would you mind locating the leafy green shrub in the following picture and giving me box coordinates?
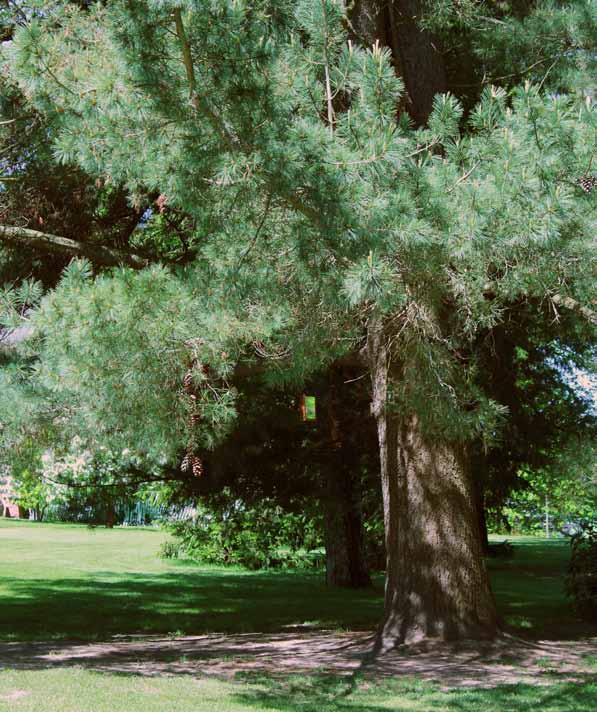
[165,495,322,570]
[159,540,181,559]
[565,522,597,618]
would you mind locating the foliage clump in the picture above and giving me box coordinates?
[162,495,322,570]
[566,522,597,619]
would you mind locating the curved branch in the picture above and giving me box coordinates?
[0,225,149,269]
[482,282,597,326]
[551,293,597,326]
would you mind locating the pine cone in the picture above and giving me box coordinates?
[183,370,194,393]
[192,456,203,477]
[578,175,596,194]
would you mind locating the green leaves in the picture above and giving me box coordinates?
[469,86,508,133]
[342,252,398,309]
[295,0,345,58]
[23,261,292,460]
[59,258,93,288]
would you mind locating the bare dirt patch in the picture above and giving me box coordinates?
[0,631,595,689]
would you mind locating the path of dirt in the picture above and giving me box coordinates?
[1,631,595,689]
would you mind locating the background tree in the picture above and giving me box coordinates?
[472,309,596,550]
[187,363,378,586]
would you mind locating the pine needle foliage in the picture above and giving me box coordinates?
[1,0,595,460]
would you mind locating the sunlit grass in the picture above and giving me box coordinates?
[0,521,589,642]
[0,669,595,712]
[0,521,595,712]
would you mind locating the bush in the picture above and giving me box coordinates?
[164,495,323,570]
[159,540,180,559]
[565,521,597,618]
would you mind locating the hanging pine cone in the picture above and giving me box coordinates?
[191,455,203,477]
[181,359,207,477]
[183,370,194,393]
[578,175,596,193]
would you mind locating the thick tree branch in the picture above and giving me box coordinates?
[0,225,149,269]
[551,293,597,326]
[482,282,597,326]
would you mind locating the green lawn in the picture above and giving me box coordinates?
[0,520,595,712]
[0,669,595,712]
[0,519,381,641]
[0,520,588,642]
[487,536,592,639]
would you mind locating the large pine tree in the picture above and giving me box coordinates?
[1,0,595,645]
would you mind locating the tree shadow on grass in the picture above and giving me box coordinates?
[1,565,592,644]
[484,540,594,640]
[0,571,383,641]
[1,626,594,693]
[232,673,597,712]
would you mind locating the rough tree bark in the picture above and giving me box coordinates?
[367,318,498,646]
[351,1,447,126]
[471,459,490,555]
[320,369,371,588]
[385,0,447,125]
[352,0,498,645]
[476,485,490,556]
[322,465,371,588]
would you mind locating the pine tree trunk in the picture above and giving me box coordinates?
[351,1,448,126]
[367,319,401,604]
[387,0,447,126]
[367,319,498,646]
[105,500,115,529]
[320,371,371,588]
[323,463,371,588]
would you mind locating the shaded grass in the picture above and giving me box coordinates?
[235,674,597,712]
[486,536,589,638]
[0,521,594,642]
[0,520,380,641]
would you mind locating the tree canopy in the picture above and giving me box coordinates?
[0,0,595,646]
